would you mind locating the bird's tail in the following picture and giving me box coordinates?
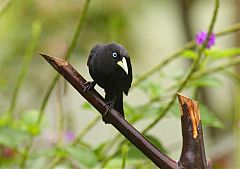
[114,93,124,117]
[105,91,124,117]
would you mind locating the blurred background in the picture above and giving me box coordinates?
[0,0,240,168]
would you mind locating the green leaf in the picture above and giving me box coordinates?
[200,104,225,128]
[138,79,163,99]
[145,135,168,153]
[18,109,40,135]
[104,158,145,169]
[124,97,167,122]
[82,102,91,109]
[129,104,165,122]
[206,48,240,59]
[190,76,222,87]
[81,102,95,111]
[0,127,29,148]
[93,142,108,160]
[170,70,184,81]
[148,83,163,99]
[0,114,10,126]
[181,50,198,59]
[124,103,140,121]
[66,145,97,168]
[128,135,167,159]
[55,147,68,158]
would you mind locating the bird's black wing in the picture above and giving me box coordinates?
[87,44,100,67]
[124,56,133,96]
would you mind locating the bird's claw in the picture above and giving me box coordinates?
[102,101,115,124]
[84,81,96,92]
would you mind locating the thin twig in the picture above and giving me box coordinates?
[132,41,195,88]
[56,80,64,145]
[121,144,129,169]
[45,115,100,169]
[164,56,240,95]
[19,137,34,168]
[7,21,41,119]
[20,2,91,168]
[37,0,91,125]
[46,156,63,169]
[73,115,100,144]
[133,21,240,88]
[0,0,15,18]
[216,23,240,36]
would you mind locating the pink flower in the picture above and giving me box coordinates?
[195,31,216,48]
[64,131,75,143]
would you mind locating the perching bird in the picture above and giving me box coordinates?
[86,42,132,122]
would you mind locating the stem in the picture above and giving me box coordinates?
[45,116,100,169]
[121,144,128,169]
[133,22,240,89]
[37,0,91,125]
[46,156,62,169]
[142,0,219,134]
[0,0,15,18]
[37,74,60,125]
[193,57,240,79]
[101,116,142,155]
[132,41,195,88]
[216,23,240,36]
[102,133,122,154]
[56,80,64,145]
[7,20,41,119]
[20,1,91,168]
[19,137,34,168]
[73,115,100,145]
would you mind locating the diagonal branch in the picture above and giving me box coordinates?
[39,53,180,169]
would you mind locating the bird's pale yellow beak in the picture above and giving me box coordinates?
[117,57,128,75]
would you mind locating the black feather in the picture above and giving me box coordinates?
[87,42,132,118]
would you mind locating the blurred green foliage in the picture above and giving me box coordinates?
[0,0,240,169]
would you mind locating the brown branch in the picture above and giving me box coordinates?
[177,93,209,169]
[40,53,210,169]
[39,53,179,169]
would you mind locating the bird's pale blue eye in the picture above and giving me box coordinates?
[112,52,117,58]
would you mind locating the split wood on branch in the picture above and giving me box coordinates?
[40,53,209,169]
[178,93,210,169]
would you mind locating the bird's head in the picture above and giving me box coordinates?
[93,43,130,75]
[108,43,129,75]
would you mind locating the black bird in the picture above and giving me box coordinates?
[86,42,132,122]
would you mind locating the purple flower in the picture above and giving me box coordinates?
[195,31,216,48]
[64,131,75,143]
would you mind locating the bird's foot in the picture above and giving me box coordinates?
[84,81,96,92]
[102,101,115,124]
